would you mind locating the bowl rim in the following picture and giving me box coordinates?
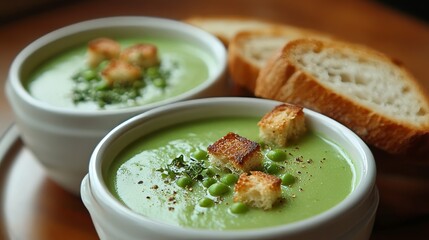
[7,16,227,117]
[86,97,377,239]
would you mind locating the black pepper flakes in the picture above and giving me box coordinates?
[151,185,159,189]
[138,180,143,184]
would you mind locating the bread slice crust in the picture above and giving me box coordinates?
[183,16,277,46]
[255,39,429,154]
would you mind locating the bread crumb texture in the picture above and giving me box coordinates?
[242,34,293,67]
[234,171,282,210]
[258,103,307,147]
[288,39,429,126]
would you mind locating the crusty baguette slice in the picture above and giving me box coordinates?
[255,38,429,154]
[182,16,277,46]
[228,27,332,92]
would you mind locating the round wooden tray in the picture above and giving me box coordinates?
[1,123,429,239]
[0,125,98,240]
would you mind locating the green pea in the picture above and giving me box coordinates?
[202,178,217,188]
[220,173,238,185]
[267,149,287,162]
[202,167,216,177]
[230,202,248,214]
[199,197,214,208]
[265,162,281,174]
[281,173,296,186]
[176,176,193,188]
[146,67,159,78]
[208,182,229,196]
[97,60,109,71]
[153,78,166,88]
[96,81,109,91]
[82,69,97,81]
[193,149,208,160]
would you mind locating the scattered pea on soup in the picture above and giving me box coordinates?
[106,114,356,230]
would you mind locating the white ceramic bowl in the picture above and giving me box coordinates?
[5,16,227,195]
[81,97,378,240]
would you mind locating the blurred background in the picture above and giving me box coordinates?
[1,0,428,23]
[0,0,428,239]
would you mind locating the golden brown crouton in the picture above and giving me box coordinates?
[101,59,142,86]
[120,44,160,69]
[258,103,306,147]
[234,171,281,210]
[207,132,262,173]
[87,38,121,68]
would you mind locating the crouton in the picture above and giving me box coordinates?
[120,44,160,69]
[234,171,281,210]
[258,103,306,147]
[87,38,121,68]
[101,59,142,86]
[207,132,262,173]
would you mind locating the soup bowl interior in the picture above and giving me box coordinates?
[5,16,227,194]
[82,97,378,240]
[12,16,227,114]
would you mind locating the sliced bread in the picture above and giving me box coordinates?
[183,16,277,46]
[228,27,332,92]
[255,38,429,154]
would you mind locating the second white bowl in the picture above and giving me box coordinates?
[6,16,227,194]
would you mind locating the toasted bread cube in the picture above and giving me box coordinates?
[87,38,121,68]
[258,103,306,147]
[234,171,281,210]
[120,44,160,69]
[101,59,142,86]
[207,132,262,173]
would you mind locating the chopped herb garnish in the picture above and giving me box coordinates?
[157,154,207,181]
[71,62,175,108]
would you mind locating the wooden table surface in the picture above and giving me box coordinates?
[1,0,429,239]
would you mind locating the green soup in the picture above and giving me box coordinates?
[26,37,211,110]
[106,117,356,230]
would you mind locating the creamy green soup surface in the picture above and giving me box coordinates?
[106,117,356,230]
[26,37,211,110]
